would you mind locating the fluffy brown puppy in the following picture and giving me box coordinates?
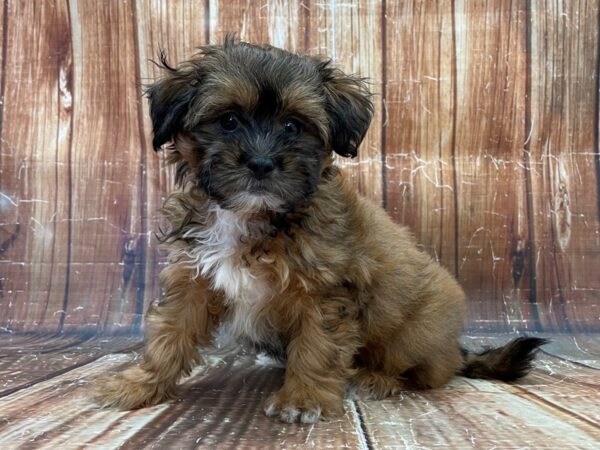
[95,37,546,423]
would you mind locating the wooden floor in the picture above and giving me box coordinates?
[0,334,598,449]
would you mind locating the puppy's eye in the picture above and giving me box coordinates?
[283,119,302,136]
[220,112,239,131]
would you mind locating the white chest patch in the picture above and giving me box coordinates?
[180,206,273,343]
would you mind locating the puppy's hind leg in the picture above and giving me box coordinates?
[351,368,407,400]
[403,344,464,389]
[93,263,221,409]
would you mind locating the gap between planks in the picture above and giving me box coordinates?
[0,334,598,448]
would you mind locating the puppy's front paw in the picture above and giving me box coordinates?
[92,366,176,410]
[264,389,343,424]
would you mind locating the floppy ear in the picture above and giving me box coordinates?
[320,63,373,158]
[146,52,198,150]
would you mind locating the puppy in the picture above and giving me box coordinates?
[95,37,546,423]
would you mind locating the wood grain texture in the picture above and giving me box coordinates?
[520,359,600,426]
[358,336,600,449]
[0,334,598,448]
[527,0,600,332]
[0,343,366,449]
[383,1,457,287]
[64,0,147,333]
[211,0,268,44]
[0,333,84,357]
[358,380,599,449]
[0,1,599,333]
[0,334,142,397]
[452,0,535,332]
[0,0,72,332]
[0,353,157,447]
[464,335,600,423]
[119,352,365,449]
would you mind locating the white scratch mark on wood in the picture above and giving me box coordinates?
[459,226,485,271]
[0,192,18,207]
[524,118,534,146]
[347,401,369,450]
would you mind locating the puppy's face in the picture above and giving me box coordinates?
[148,38,373,213]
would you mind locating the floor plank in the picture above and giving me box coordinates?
[0,349,365,449]
[0,333,598,449]
[0,333,86,357]
[0,353,164,449]
[0,335,142,397]
[513,354,600,426]
[357,384,598,449]
[357,335,600,449]
[118,352,365,449]
[461,334,600,426]
[540,334,600,369]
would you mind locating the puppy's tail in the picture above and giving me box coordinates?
[460,337,548,382]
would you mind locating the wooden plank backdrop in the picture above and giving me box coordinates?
[0,0,599,334]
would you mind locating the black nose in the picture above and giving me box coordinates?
[247,157,275,179]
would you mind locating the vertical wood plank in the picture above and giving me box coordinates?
[0,0,5,169]
[453,0,534,331]
[383,2,457,278]
[135,0,210,330]
[0,0,72,332]
[209,0,308,52]
[528,0,600,331]
[305,0,384,204]
[64,0,146,332]
[210,0,270,44]
[266,0,310,52]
